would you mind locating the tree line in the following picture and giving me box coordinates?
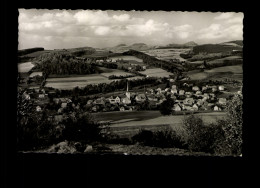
[33,53,97,75]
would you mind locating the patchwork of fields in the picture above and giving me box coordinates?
[108,55,143,62]
[143,48,190,62]
[187,65,243,81]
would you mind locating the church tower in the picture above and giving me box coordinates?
[126,81,131,99]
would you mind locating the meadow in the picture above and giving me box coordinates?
[187,65,242,81]
[18,62,35,73]
[139,68,174,78]
[108,55,143,62]
[94,111,227,138]
[143,48,190,62]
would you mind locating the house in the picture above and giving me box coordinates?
[171,89,178,94]
[109,96,121,104]
[209,93,216,98]
[39,94,45,98]
[87,100,93,105]
[196,99,204,106]
[165,88,170,92]
[36,106,42,112]
[142,66,146,70]
[211,86,217,92]
[192,104,199,111]
[192,86,200,91]
[156,88,162,94]
[120,106,125,111]
[57,108,63,114]
[172,104,182,111]
[218,85,225,91]
[185,92,193,97]
[92,105,99,112]
[196,91,202,95]
[179,90,185,95]
[218,98,227,105]
[135,94,146,103]
[214,106,221,111]
[121,97,131,104]
[202,86,208,91]
[61,103,67,108]
[184,98,194,105]
[171,85,177,90]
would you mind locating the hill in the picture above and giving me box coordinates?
[18,47,44,56]
[193,42,242,54]
[156,41,198,49]
[105,43,154,53]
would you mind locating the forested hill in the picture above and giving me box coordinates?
[123,50,184,72]
[33,53,97,75]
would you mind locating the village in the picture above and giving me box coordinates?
[19,78,235,126]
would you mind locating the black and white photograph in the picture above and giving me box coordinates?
[17,9,243,156]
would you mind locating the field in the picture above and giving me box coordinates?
[29,72,43,77]
[20,50,52,58]
[187,65,243,81]
[99,67,134,77]
[139,68,174,78]
[207,55,242,65]
[45,68,143,90]
[94,111,227,138]
[142,48,190,62]
[18,62,35,73]
[108,55,143,62]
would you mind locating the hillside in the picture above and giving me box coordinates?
[156,41,198,49]
[18,47,44,56]
[105,43,154,53]
[193,42,242,54]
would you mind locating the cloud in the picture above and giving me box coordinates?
[214,13,234,20]
[198,23,243,40]
[113,14,130,22]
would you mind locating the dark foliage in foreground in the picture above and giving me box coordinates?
[132,128,187,149]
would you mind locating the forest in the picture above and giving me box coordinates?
[33,52,97,75]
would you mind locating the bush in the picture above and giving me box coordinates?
[132,128,186,149]
[183,115,225,154]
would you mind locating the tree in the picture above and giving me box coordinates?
[159,95,174,115]
[222,93,243,155]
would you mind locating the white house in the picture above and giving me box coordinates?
[172,85,177,90]
[173,104,182,111]
[192,104,199,111]
[121,97,131,104]
[179,90,185,95]
[109,96,121,104]
[184,98,194,105]
[192,86,200,91]
[135,94,146,102]
[218,85,225,91]
[61,103,67,108]
[38,94,45,98]
[214,106,221,111]
[218,98,227,105]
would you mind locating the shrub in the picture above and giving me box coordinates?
[183,115,225,154]
[132,128,186,149]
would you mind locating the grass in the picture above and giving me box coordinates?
[139,68,173,78]
[94,111,227,138]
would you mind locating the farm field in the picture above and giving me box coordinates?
[143,48,190,62]
[187,65,242,81]
[94,111,227,137]
[139,68,174,78]
[45,68,143,90]
[20,50,52,58]
[207,55,242,65]
[29,71,43,77]
[108,55,143,62]
[18,62,35,73]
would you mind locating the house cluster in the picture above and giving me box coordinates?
[170,83,227,112]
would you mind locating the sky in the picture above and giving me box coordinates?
[18,9,243,50]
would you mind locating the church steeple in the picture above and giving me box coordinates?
[126,81,130,99]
